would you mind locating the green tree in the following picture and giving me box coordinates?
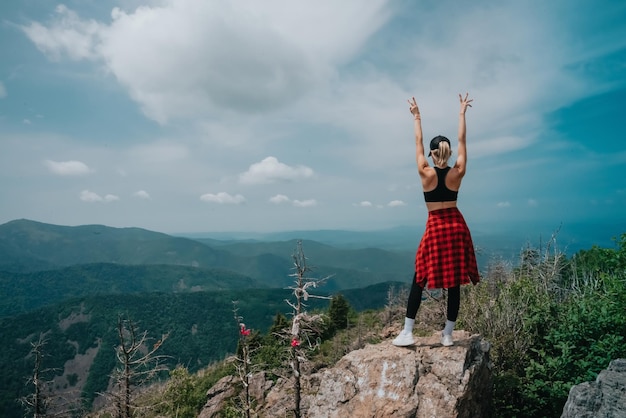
[461,231,626,418]
[268,312,289,338]
[522,272,626,417]
[253,313,289,375]
[160,367,199,418]
[571,232,626,278]
[326,294,352,337]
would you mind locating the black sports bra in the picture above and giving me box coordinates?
[423,166,458,202]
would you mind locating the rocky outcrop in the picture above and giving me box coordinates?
[199,376,236,418]
[561,358,626,418]
[200,330,492,417]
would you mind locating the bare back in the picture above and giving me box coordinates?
[420,165,464,211]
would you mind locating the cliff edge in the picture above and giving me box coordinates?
[201,330,492,417]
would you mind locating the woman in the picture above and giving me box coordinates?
[392,93,480,347]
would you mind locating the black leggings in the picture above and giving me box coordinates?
[405,273,460,322]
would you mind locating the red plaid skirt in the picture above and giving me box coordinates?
[415,207,479,289]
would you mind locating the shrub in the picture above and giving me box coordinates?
[461,233,626,418]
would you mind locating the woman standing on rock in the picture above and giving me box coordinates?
[393,93,480,347]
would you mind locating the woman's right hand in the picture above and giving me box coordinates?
[408,97,421,120]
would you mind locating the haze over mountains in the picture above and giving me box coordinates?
[1,217,620,319]
[1,218,620,309]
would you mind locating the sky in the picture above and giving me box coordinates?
[0,0,625,241]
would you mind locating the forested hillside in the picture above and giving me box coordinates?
[0,220,416,417]
[0,282,405,417]
[0,263,259,318]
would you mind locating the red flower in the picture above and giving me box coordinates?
[291,338,300,347]
[239,324,251,336]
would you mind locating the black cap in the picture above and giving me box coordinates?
[428,135,450,157]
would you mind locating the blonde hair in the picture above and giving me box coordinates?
[431,140,452,167]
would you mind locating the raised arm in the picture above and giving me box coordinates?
[408,97,428,175]
[454,92,473,176]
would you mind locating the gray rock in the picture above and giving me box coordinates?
[261,330,492,417]
[561,358,626,418]
[198,375,236,418]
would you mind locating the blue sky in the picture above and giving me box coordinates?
[0,0,624,241]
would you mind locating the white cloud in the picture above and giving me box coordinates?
[268,194,316,207]
[80,190,101,202]
[358,201,373,207]
[80,190,119,203]
[21,5,103,61]
[527,199,538,207]
[0,82,6,98]
[388,200,406,207]
[239,157,314,185]
[133,190,151,199]
[23,119,32,125]
[200,192,246,204]
[21,1,391,123]
[293,199,317,207]
[269,194,290,204]
[45,159,92,176]
[497,201,511,208]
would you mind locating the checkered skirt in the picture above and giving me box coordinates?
[414,207,480,289]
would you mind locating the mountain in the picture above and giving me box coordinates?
[187,221,625,260]
[0,219,413,296]
[193,238,413,275]
[186,225,424,251]
[0,219,240,273]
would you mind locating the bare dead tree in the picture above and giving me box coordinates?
[20,333,49,418]
[383,285,397,326]
[105,315,169,418]
[232,301,254,418]
[285,240,331,418]
[20,334,86,418]
[383,284,410,326]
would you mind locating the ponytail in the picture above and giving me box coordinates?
[431,141,451,166]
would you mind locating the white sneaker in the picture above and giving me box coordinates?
[392,331,415,347]
[441,333,454,347]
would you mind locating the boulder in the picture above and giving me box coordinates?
[198,375,236,418]
[199,331,492,417]
[260,330,492,417]
[561,358,626,418]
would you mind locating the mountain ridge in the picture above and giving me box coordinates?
[0,219,412,294]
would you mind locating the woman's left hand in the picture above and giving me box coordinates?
[459,92,473,114]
